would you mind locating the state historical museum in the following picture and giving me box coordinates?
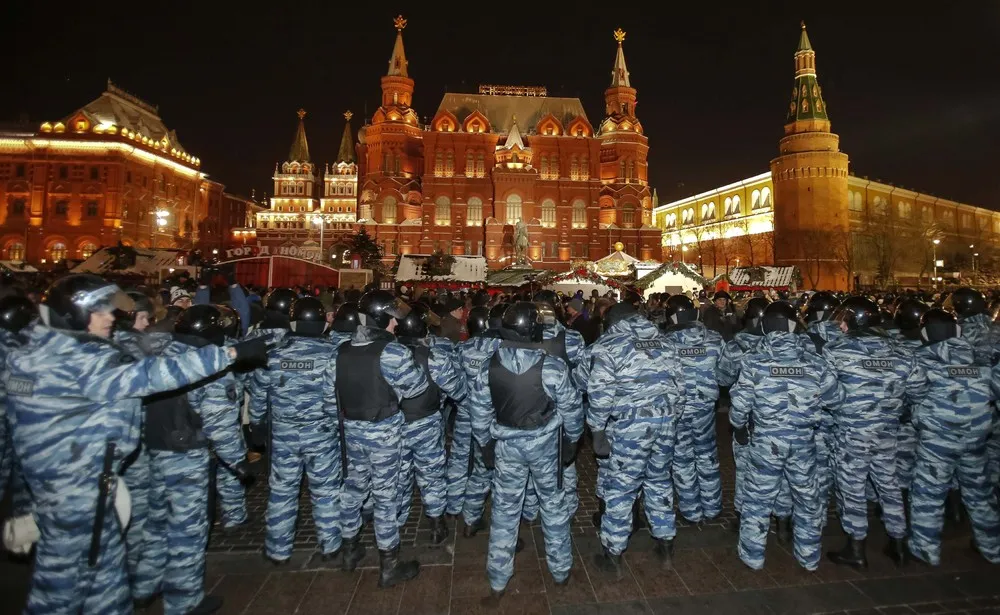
[355,17,661,270]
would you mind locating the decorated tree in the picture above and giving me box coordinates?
[423,250,456,278]
[348,227,386,280]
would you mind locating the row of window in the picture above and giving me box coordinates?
[422,196,592,228]
[1,240,98,262]
[6,199,100,218]
[324,183,355,196]
[278,182,311,196]
[663,187,772,229]
[849,191,984,230]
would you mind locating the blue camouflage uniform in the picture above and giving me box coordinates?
[1,328,31,515]
[249,333,343,562]
[717,330,763,516]
[803,320,844,523]
[959,315,1000,496]
[397,335,466,525]
[470,345,582,592]
[661,321,724,521]
[572,344,602,500]
[730,330,844,571]
[4,324,234,615]
[889,331,925,490]
[588,315,680,556]
[330,325,428,552]
[907,337,1000,565]
[213,340,250,530]
[822,333,926,543]
[134,337,246,614]
[448,333,502,524]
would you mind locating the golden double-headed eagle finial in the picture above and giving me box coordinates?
[613,28,626,43]
[394,15,407,31]
[344,110,353,121]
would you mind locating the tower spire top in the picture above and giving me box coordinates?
[786,23,829,128]
[610,28,631,87]
[288,109,310,163]
[337,110,355,164]
[797,21,813,52]
[387,15,409,77]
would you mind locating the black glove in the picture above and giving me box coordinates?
[733,425,750,446]
[561,436,579,467]
[221,263,237,286]
[199,266,217,286]
[480,440,496,470]
[230,336,271,363]
[232,460,254,485]
[591,430,611,458]
[250,422,268,448]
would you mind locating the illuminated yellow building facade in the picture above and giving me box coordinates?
[654,25,1000,290]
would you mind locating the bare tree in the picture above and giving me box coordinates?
[830,229,859,291]
[798,230,830,290]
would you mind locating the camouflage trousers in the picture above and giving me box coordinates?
[601,415,676,556]
[896,421,919,491]
[673,402,722,522]
[523,463,577,521]
[908,429,1000,565]
[0,417,30,513]
[266,423,342,561]
[815,419,836,529]
[834,428,906,540]
[215,456,247,529]
[132,449,211,615]
[488,428,572,592]
[341,413,404,551]
[446,405,476,516]
[739,438,822,571]
[988,414,1000,494]
[460,438,493,527]
[398,413,448,525]
[26,499,131,614]
[122,444,151,596]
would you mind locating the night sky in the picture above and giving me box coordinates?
[5,2,999,208]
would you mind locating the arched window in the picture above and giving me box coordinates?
[541,199,556,227]
[9,198,26,217]
[626,160,634,181]
[504,194,522,224]
[848,191,862,212]
[49,242,67,262]
[751,190,761,210]
[465,152,475,177]
[550,154,558,178]
[732,195,741,216]
[540,155,549,178]
[572,199,587,228]
[873,196,888,216]
[444,151,454,177]
[623,205,636,227]
[435,196,451,226]
[466,197,483,226]
[5,241,25,261]
[434,151,443,176]
[381,196,397,224]
[708,202,716,219]
[570,156,579,181]
[80,242,98,259]
[54,200,68,216]
[724,197,733,217]
[579,156,589,180]
[619,159,626,179]
[897,201,912,218]
[475,153,485,177]
[760,187,771,208]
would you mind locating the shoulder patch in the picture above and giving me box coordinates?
[634,339,663,351]
[7,376,34,396]
[947,366,980,378]
[861,359,897,371]
[279,359,315,370]
[678,346,707,357]
[769,366,805,378]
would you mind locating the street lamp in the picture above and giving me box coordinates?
[312,214,325,262]
[681,245,688,264]
[932,239,941,289]
[152,209,169,247]
[973,252,979,279]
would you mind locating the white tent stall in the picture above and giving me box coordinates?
[634,261,708,298]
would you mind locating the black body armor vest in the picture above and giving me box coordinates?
[337,341,399,421]
[488,353,553,429]
[400,344,441,423]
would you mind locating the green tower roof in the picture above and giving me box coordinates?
[337,111,355,164]
[786,23,829,124]
[288,109,311,163]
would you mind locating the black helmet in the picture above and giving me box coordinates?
[879,307,897,330]
[894,298,929,332]
[663,294,698,325]
[532,289,558,307]
[0,294,37,333]
[920,308,959,344]
[502,301,543,342]
[396,302,430,339]
[803,291,839,323]
[359,289,409,329]
[761,301,801,334]
[712,290,731,302]
[332,302,361,333]
[604,302,638,330]
[264,287,297,315]
[175,304,233,346]
[832,296,881,331]
[944,287,987,319]
[290,296,326,336]
[742,297,771,330]
[41,274,133,331]
[488,302,511,330]
[466,306,490,337]
[215,304,241,340]
[115,290,154,330]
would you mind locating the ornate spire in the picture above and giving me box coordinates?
[610,28,631,88]
[337,110,355,164]
[786,22,829,125]
[651,188,659,208]
[501,115,526,151]
[288,108,310,163]
[387,15,409,77]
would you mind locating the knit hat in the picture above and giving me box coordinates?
[170,286,192,305]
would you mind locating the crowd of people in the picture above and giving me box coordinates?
[1,269,999,615]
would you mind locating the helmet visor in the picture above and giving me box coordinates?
[73,284,135,314]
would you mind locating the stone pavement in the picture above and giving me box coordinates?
[1,416,997,614]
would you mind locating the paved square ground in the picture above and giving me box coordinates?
[2,416,997,614]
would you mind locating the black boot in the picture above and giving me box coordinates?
[133,594,158,610]
[883,537,907,566]
[653,538,674,567]
[775,517,793,546]
[308,547,342,567]
[593,547,623,580]
[730,512,741,534]
[944,490,964,527]
[463,518,486,538]
[827,537,868,569]
[632,499,646,532]
[186,595,223,615]
[378,547,420,588]
[341,535,366,572]
[428,516,449,545]
[592,498,606,529]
